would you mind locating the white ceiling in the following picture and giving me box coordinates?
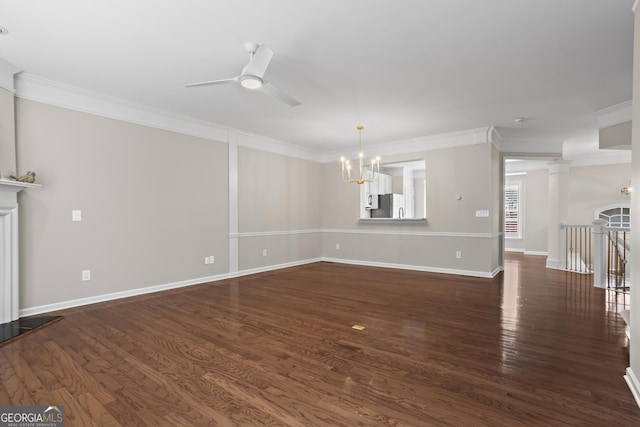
[0,0,635,157]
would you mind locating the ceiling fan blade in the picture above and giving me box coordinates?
[185,77,238,88]
[259,82,301,107]
[242,44,274,78]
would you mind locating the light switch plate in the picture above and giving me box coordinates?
[72,210,82,221]
[475,210,489,218]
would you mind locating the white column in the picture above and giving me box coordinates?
[228,132,239,276]
[0,181,35,323]
[0,205,19,323]
[591,219,607,289]
[546,161,570,270]
[625,0,640,407]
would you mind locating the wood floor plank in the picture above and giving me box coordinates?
[1,253,638,425]
[75,392,122,427]
[51,388,103,427]
[0,347,35,405]
[3,343,51,406]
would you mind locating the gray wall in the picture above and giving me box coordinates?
[10,97,634,313]
[322,143,500,277]
[237,146,322,271]
[505,170,548,254]
[16,99,229,309]
[567,163,632,224]
[505,164,630,255]
[524,169,549,254]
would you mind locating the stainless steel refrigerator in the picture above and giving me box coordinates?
[371,194,405,218]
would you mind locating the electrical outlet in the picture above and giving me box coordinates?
[209,255,214,264]
[455,251,462,259]
[336,243,340,250]
[72,210,82,222]
[262,249,267,257]
[82,270,91,281]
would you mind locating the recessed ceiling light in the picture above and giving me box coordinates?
[0,26,8,35]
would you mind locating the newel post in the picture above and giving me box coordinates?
[592,219,607,289]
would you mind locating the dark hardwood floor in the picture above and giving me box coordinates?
[1,253,638,426]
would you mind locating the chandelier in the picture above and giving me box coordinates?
[340,126,380,184]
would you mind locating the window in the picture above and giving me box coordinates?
[504,182,522,238]
[598,206,630,228]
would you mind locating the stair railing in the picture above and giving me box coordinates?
[561,224,593,274]
[592,219,631,290]
[606,227,631,292]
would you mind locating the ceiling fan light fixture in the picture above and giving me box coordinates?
[240,75,263,89]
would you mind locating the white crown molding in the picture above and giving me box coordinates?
[566,149,631,167]
[489,126,566,154]
[17,71,627,166]
[493,138,564,154]
[594,100,632,128]
[318,126,494,163]
[15,73,230,142]
[13,73,325,163]
[0,58,21,93]
[12,72,566,164]
[233,129,322,162]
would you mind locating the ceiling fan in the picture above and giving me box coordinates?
[186,42,301,107]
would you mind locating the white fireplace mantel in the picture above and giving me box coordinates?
[0,179,42,195]
[0,178,41,323]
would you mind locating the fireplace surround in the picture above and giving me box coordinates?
[0,179,40,324]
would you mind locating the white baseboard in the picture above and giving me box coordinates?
[19,258,323,317]
[18,273,231,317]
[505,248,548,257]
[230,258,323,278]
[322,257,500,278]
[545,258,565,270]
[524,250,548,256]
[624,367,640,408]
[20,256,499,317]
